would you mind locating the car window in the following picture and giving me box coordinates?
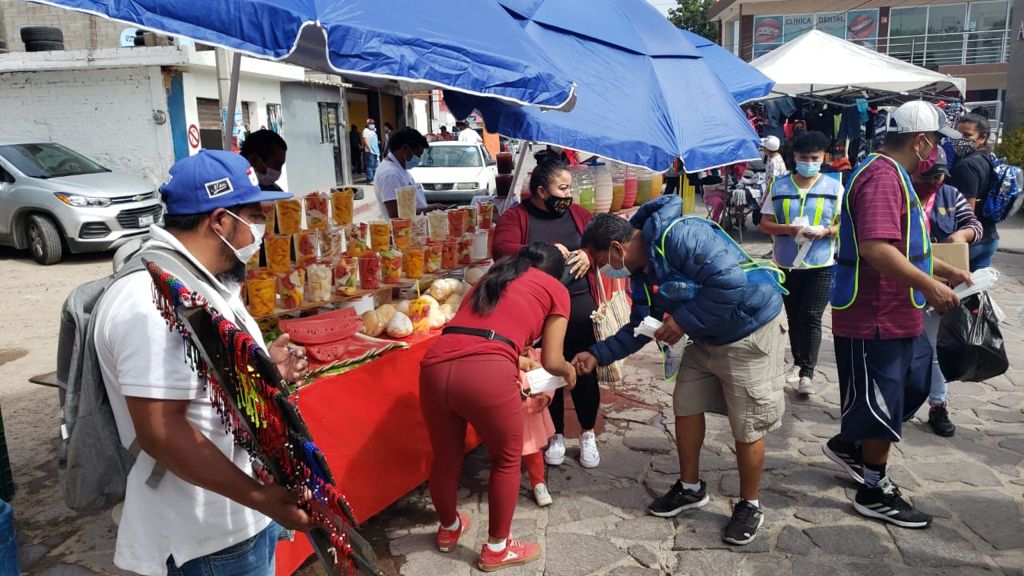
[480,145,494,164]
[0,143,109,179]
[418,146,483,168]
[0,165,12,184]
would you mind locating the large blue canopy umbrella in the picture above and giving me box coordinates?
[680,29,774,105]
[445,0,763,171]
[32,0,576,109]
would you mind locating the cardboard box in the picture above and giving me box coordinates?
[932,242,969,272]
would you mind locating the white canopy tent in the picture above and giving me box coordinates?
[751,30,966,100]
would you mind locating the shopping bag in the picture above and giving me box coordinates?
[590,269,631,383]
[936,292,1009,382]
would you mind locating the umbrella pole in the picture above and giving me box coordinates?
[217,49,243,151]
[509,141,531,201]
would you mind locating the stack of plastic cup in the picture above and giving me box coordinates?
[591,162,613,213]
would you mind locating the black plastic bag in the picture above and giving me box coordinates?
[936,292,1009,382]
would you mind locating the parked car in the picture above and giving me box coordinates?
[0,140,162,264]
[410,141,497,204]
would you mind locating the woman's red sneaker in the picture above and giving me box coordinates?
[435,512,471,553]
[478,538,541,572]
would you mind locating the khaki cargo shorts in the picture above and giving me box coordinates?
[673,313,787,443]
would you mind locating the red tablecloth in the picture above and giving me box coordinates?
[275,331,480,575]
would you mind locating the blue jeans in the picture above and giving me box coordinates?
[923,310,947,407]
[364,153,380,182]
[167,522,279,576]
[968,238,998,272]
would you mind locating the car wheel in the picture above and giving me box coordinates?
[26,214,62,265]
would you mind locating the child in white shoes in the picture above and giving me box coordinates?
[519,348,554,507]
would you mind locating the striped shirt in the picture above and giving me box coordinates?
[925,184,983,245]
[832,158,923,340]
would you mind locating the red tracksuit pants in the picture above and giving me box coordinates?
[420,354,522,540]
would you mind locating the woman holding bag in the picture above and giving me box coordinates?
[493,158,603,469]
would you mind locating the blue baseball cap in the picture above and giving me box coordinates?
[160,150,292,215]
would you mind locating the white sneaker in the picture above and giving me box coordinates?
[579,430,600,469]
[544,434,566,466]
[785,367,801,384]
[797,376,815,396]
[533,483,552,507]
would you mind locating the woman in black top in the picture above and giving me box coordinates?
[949,113,995,271]
[492,159,603,469]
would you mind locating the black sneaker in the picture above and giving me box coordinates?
[928,406,956,437]
[723,500,764,545]
[823,436,865,484]
[648,480,710,518]
[854,477,932,529]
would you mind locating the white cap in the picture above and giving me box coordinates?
[762,135,781,152]
[887,101,961,139]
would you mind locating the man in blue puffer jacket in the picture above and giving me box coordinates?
[574,195,786,546]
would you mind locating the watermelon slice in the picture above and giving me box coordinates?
[307,333,408,364]
[279,308,363,345]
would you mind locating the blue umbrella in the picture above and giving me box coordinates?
[32,0,576,109]
[445,0,762,171]
[680,30,774,105]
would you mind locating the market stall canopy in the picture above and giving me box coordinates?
[751,30,966,98]
[680,29,773,105]
[445,0,762,172]
[32,0,577,110]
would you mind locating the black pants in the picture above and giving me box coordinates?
[782,267,833,378]
[664,173,681,197]
[549,291,600,433]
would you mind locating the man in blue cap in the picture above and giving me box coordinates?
[93,150,312,575]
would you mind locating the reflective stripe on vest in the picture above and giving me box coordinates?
[654,217,788,295]
[769,175,841,269]
[830,153,933,310]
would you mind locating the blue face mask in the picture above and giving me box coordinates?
[405,153,421,170]
[795,160,822,178]
[599,244,631,279]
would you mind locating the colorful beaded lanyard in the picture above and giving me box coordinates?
[147,261,384,576]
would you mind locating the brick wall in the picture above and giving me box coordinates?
[0,66,175,183]
[0,0,125,50]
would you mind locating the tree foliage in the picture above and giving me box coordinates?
[667,0,719,42]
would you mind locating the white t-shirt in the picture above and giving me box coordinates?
[765,154,788,182]
[458,129,482,144]
[94,225,270,576]
[373,153,427,217]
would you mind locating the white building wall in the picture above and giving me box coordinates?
[183,66,290,188]
[0,65,174,185]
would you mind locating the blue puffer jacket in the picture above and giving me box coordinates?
[590,196,783,366]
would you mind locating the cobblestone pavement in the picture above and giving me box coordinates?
[15,230,1024,576]
[362,231,1024,576]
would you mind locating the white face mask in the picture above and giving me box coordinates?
[217,210,265,264]
[257,168,282,186]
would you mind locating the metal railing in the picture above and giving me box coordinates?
[885,29,1010,67]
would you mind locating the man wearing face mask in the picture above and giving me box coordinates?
[571,196,786,546]
[240,129,288,191]
[949,113,996,271]
[493,159,602,469]
[92,150,313,575]
[824,101,967,531]
[760,131,842,397]
[374,127,445,218]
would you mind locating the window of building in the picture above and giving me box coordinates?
[889,2,1009,66]
[966,0,1009,63]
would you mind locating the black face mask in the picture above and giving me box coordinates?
[544,194,573,215]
